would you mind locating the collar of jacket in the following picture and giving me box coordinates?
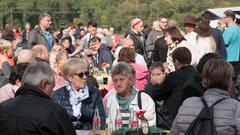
[204,88,230,98]
[35,27,52,35]
[15,83,51,100]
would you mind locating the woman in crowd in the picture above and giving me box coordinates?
[113,38,147,67]
[61,37,75,54]
[0,39,14,87]
[52,58,105,129]
[105,62,156,130]
[52,52,69,90]
[164,26,196,73]
[127,18,145,56]
[49,44,65,69]
[171,59,240,135]
[118,47,148,91]
[0,63,29,103]
[0,39,14,68]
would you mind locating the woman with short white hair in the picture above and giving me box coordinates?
[105,62,156,130]
[52,58,105,129]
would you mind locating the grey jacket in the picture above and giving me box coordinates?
[27,27,54,50]
[145,30,163,59]
[171,88,240,135]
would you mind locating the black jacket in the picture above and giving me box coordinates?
[127,31,145,56]
[182,74,205,101]
[152,36,168,63]
[211,28,227,60]
[152,65,198,128]
[0,84,76,135]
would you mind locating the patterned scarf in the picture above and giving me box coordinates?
[66,83,89,119]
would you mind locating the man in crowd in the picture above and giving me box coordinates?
[22,22,31,43]
[146,15,168,62]
[152,47,198,130]
[152,15,168,63]
[27,12,54,52]
[32,45,49,63]
[0,62,76,135]
[223,10,240,75]
[81,21,98,50]
[17,49,35,64]
[85,36,113,70]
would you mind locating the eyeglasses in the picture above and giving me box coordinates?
[43,19,52,22]
[160,21,168,23]
[74,71,90,78]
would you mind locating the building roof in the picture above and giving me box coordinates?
[201,6,240,20]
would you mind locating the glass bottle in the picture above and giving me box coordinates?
[129,108,138,130]
[114,109,122,131]
[102,67,108,85]
[105,107,112,135]
[93,108,101,133]
[129,108,139,135]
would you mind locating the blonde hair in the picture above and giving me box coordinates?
[50,44,65,53]
[0,39,12,54]
[152,20,160,31]
[49,44,66,69]
[63,58,89,77]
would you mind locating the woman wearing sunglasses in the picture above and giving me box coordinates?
[52,58,105,130]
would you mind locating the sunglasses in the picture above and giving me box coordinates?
[75,71,90,78]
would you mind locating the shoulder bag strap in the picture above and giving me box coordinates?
[138,91,142,110]
[210,98,226,108]
[200,97,226,110]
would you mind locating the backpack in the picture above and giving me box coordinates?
[185,97,226,135]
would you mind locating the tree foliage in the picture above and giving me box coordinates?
[0,0,239,32]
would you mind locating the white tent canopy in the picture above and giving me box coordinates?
[201,6,240,20]
[201,6,240,28]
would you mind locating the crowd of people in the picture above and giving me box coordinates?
[0,9,240,135]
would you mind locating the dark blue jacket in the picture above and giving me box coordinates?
[52,86,105,130]
[211,28,227,60]
[97,44,113,70]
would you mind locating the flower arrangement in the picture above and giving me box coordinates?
[136,109,147,122]
[136,109,154,121]
[136,109,149,134]
[101,63,109,68]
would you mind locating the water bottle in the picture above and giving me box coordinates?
[93,108,101,133]
[114,109,122,131]
[105,107,112,135]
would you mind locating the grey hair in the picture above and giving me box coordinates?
[111,62,135,80]
[39,12,51,22]
[22,62,55,87]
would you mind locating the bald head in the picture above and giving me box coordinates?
[32,45,49,61]
[122,38,134,48]
[17,49,35,64]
